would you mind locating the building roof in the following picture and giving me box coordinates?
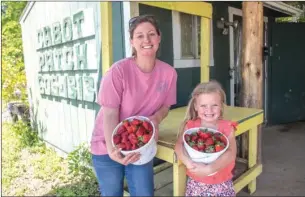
[19,1,303,23]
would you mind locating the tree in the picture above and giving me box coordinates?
[277,2,305,22]
[1,2,27,105]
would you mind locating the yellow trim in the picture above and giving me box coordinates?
[156,144,175,163]
[100,2,113,75]
[139,2,212,19]
[200,17,210,82]
[248,126,258,193]
[173,162,187,196]
[234,164,263,193]
[235,113,264,136]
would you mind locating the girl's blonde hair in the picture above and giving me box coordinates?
[177,80,227,138]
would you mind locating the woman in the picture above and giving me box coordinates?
[91,15,178,196]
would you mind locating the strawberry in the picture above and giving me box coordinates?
[131,118,142,126]
[131,124,138,133]
[116,126,126,135]
[198,129,210,139]
[122,120,130,128]
[126,126,134,133]
[197,138,205,151]
[205,145,215,153]
[215,143,225,152]
[117,143,126,150]
[143,121,153,131]
[113,134,121,145]
[136,126,145,137]
[219,135,227,145]
[184,134,191,142]
[121,135,128,144]
[205,137,214,146]
[128,133,138,145]
[125,141,132,151]
[191,133,198,142]
[142,134,151,143]
[132,143,139,150]
[191,145,199,151]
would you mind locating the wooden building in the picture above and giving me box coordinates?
[19,1,304,195]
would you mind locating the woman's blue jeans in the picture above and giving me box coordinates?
[92,154,154,196]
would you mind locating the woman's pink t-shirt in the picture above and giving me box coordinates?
[90,57,177,155]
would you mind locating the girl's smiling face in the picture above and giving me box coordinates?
[130,22,161,57]
[194,92,222,124]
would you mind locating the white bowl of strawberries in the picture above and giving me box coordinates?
[111,116,157,165]
[183,127,229,165]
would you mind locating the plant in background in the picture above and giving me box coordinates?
[2,1,28,106]
[9,120,41,148]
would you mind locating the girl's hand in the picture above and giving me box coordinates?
[108,147,141,165]
[184,159,196,170]
[188,162,213,176]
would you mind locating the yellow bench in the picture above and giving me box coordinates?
[155,105,264,196]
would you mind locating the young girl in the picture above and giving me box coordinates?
[175,80,238,196]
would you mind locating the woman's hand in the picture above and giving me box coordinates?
[188,162,214,177]
[108,147,141,165]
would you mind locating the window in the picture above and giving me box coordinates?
[180,12,201,59]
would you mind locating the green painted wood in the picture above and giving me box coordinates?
[112,2,125,63]
[174,67,201,108]
[269,23,305,124]
[210,2,231,103]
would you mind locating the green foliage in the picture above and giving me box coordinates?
[2,122,100,196]
[1,2,28,104]
[277,2,305,23]
[9,120,40,148]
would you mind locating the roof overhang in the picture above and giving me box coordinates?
[263,2,303,16]
[19,2,35,24]
[19,1,303,24]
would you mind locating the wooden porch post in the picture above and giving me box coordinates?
[241,2,263,164]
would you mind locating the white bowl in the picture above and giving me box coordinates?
[183,127,229,176]
[111,116,157,165]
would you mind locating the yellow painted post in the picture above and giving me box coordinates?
[100,2,113,75]
[200,17,210,82]
[173,153,187,196]
[248,126,258,194]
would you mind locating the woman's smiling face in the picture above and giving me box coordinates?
[130,22,161,57]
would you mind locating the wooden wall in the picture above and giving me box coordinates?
[20,2,101,154]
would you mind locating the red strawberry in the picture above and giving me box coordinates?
[205,137,214,146]
[121,135,128,144]
[136,126,145,137]
[142,134,151,143]
[220,135,227,145]
[113,134,121,145]
[125,141,132,151]
[131,125,138,133]
[126,126,133,133]
[131,119,142,126]
[215,143,225,152]
[197,138,205,151]
[192,145,199,151]
[143,121,153,131]
[198,129,210,139]
[128,133,138,144]
[117,143,126,150]
[123,120,130,128]
[131,143,139,150]
[116,126,126,135]
[191,133,198,142]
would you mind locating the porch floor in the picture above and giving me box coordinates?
[153,121,305,196]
